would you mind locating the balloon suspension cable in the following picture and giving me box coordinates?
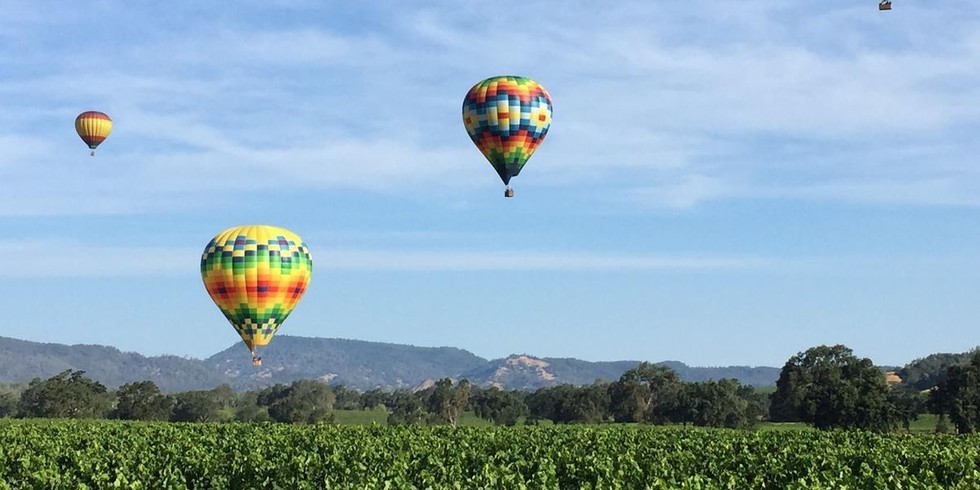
[504,186,514,198]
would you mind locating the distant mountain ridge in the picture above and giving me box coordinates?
[0,334,782,392]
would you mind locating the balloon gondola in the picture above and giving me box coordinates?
[201,225,313,366]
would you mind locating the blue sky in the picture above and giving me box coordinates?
[1,1,978,367]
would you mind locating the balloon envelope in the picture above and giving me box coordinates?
[75,111,112,150]
[201,225,313,353]
[462,76,552,185]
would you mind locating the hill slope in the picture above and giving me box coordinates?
[0,335,782,391]
[0,336,225,392]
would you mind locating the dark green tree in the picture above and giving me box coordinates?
[233,391,270,422]
[607,362,685,424]
[770,344,894,431]
[425,378,471,427]
[887,387,924,431]
[526,382,610,424]
[17,370,110,419]
[680,379,751,428]
[112,381,173,421]
[471,387,528,426]
[0,392,17,418]
[386,389,426,425]
[331,385,361,410]
[171,390,221,422]
[258,380,335,424]
[930,352,980,433]
[360,388,388,410]
[608,368,652,423]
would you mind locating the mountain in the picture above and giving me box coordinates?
[0,336,226,392]
[206,336,488,391]
[0,335,782,392]
[462,356,781,390]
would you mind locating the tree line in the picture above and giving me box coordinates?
[3,344,980,433]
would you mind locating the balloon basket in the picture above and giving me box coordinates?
[504,187,514,198]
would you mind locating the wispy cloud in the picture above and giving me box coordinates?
[1,1,979,215]
[0,240,773,277]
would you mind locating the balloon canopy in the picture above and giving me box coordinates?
[201,225,313,360]
[462,76,553,188]
[75,111,112,155]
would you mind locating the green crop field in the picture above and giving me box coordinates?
[2,420,980,489]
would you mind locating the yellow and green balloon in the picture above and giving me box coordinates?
[201,225,313,364]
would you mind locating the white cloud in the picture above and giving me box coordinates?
[1,1,979,215]
[0,240,772,277]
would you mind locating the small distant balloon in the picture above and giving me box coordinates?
[201,225,313,367]
[75,111,112,156]
[462,76,553,197]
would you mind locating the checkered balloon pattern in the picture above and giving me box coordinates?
[462,76,553,185]
[201,225,313,351]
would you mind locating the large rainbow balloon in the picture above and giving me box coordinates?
[201,225,313,365]
[462,76,552,196]
[75,111,112,156]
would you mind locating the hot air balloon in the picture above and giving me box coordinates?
[462,76,553,198]
[75,111,112,156]
[201,225,313,366]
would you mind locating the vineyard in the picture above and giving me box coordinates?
[1,421,980,489]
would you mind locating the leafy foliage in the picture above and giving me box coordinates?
[770,345,895,431]
[112,381,173,421]
[1,421,979,488]
[470,387,528,426]
[17,370,110,419]
[930,352,980,433]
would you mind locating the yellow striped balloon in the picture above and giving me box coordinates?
[75,111,112,156]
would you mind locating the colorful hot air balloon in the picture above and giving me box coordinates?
[201,225,313,366]
[75,111,112,156]
[462,76,553,197]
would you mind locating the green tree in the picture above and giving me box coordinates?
[471,387,528,426]
[171,390,221,422]
[680,379,751,428]
[425,378,471,427]
[233,391,270,422]
[608,362,685,424]
[526,383,610,424]
[259,380,335,424]
[0,392,16,417]
[331,385,361,410]
[386,389,426,425]
[887,387,923,431]
[608,368,652,423]
[360,388,389,410]
[112,381,173,421]
[770,345,894,431]
[17,370,110,419]
[931,352,980,433]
